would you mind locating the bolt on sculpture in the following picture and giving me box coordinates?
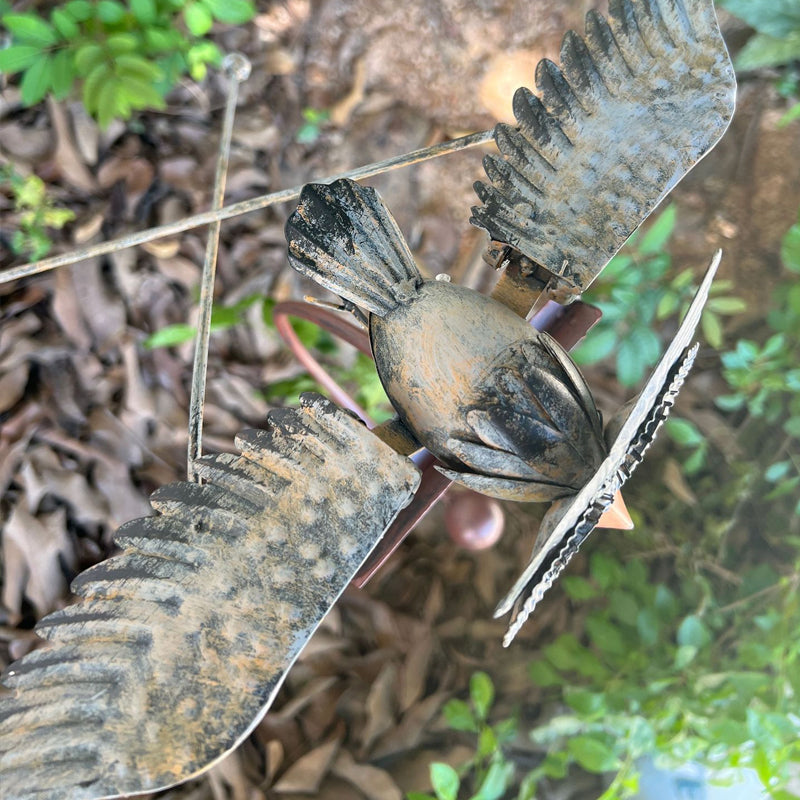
[0,0,736,797]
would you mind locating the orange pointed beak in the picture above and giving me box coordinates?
[596,489,634,530]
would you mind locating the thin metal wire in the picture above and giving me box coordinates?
[0,129,494,286]
[187,54,251,482]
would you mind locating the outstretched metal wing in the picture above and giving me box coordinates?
[471,0,735,301]
[0,394,420,800]
[495,251,721,645]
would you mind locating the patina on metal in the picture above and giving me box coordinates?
[475,0,736,306]
[0,0,738,796]
[0,396,420,799]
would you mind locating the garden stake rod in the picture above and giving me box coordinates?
[187,52,252,483]
[0,1,737,798]
[0,130,494,286]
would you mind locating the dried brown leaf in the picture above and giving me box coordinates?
[272,738,341,794]
[1,504,73,617]
[332,749,402,800]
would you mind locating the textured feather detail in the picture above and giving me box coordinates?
[471,0,735,297]
[286,178,422,317]
[496,251,721,643]
[436,336,607,502]
[0,394,420,800]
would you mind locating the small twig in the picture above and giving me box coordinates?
[187,54,251,482]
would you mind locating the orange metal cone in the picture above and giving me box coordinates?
[596,489,634,530]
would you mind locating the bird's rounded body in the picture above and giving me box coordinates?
[370,280,538,460]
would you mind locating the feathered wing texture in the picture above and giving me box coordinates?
[471,0,735,297]
[437,335,607,502]
[286,178,422,317]
[0,394,420,800]
[496,252,722,644]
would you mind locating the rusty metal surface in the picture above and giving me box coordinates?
[496,252,721,644]
[0,395,420,800]
[286,179,610,503]
[471,0,736,302]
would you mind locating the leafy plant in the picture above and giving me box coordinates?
[296,107,331,145]
[409,672,517,800]
[524,542,800,799]
[572,204,746,386]
[0,165,75,259]
[0,0,255,128]
[718,0,800,126]
[715,209,800,515]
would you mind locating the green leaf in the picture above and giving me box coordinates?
[65,0,94,22]
[706,296,747,315]
[0,44,42,73]
[115,54,163,83]
[617,334,646,386]
[779,100,800,127]
[106,34,139,56]
[185,2,214,36]
[677,615,711,648]
[200,0,255,24]
[74,43,106,75]
[430,763,459,800]
[119,74,166,109]
[639,204,676,254]
[528,660,562,687]
[656,290,680,320]
[572,327,618,365]
[470,760,514,800]
[97,76,125,126]
[3,14,58,46]
[636,608,659,647]
[20,54,54,105]
[561,575,598,601]
[51,9,80,40]
[82,62,111,114]
[718,0,800,38]
[665,417,704,447]
[585,616,627,657]
[736,31,800,71]
[144,323,196,349]
[50,49,75,100]
[715,393,746,412]
[564,688,606,717]
[96,0,127,24]
[701,311,723,349]
[674,644,698,669]
[590,552,622,590]
[130,0,157,24]
[442,699,478,732]
[567,735,620,773]
[609,590,639,627]
[407,794,438,800]
[781,223,800,273]
[470,672,494,721]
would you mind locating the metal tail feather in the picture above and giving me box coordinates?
[286,178,422,317]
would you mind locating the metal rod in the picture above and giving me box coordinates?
[187,54,251,482]
[0,129,494,286]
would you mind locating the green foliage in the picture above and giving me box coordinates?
[524,544,800,799]
[572,204,746,386]
[715,215,800,515]
[410,672,517,800]
[718,0,800,125]
[296,107,331,145]
[0,166,75,259]
[719,0,800,69]
[0,0,255,128]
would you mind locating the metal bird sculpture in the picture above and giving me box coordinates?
[0,0,736,797]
